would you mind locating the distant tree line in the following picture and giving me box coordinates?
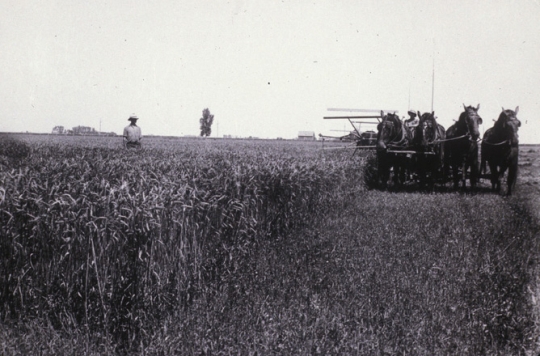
[52,125,116,136]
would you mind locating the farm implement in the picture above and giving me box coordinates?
[322,108,461,189]
[321,108,392,154]
[322,105,521,192]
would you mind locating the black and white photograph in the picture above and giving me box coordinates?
[1,1,539,354]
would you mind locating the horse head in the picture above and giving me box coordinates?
[415,112,437,146]
[458,104,483,140]
[495,106,521,146]
[376,112,402,151]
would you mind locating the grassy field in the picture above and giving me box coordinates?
[0,134,539,355]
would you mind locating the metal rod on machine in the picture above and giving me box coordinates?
[323,116,382,119]
[387,150,435,155]
[322,146,376,150]
[348,118,361,136]
[327,108,399,113]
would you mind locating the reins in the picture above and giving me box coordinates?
[431,134,510,146]
[479,139,510,146]
[430,113,479,145]
[431,134,469,144]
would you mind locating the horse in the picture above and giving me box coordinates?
[480,107,521,195]
[375,112,414,188]
[444,104,483,190]
[411,111,446,188]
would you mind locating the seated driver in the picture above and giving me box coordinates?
[404,110,419,128]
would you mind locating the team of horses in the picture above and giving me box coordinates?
[375,105,521,195]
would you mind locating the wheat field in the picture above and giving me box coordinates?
[1,134,539,355]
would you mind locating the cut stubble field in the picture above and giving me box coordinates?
[0,134,539,355]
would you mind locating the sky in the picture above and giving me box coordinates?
[1,0,539,142]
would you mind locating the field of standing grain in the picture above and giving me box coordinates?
[1,134,539,355]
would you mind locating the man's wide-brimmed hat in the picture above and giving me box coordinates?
[128,115,139,121]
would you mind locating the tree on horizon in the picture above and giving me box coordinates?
[199,108,214,137]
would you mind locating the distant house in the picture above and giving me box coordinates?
[298,131,316,140]
[72,126,97,135]
[52,126,65,134]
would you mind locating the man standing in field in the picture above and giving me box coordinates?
[123,114,142,148]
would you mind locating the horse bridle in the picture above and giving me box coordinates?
[381,117,401,144]
[420,116,438,144]
[461,109,482,142]
[483,111,520,147]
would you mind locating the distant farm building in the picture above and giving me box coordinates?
[52,126,65,134]
[73,126,97,135]
[297,131,316,140]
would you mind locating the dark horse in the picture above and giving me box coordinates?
[411,111,446,188]
[444,104,483,190]
[481,107,521,195]
[376,112,413,188]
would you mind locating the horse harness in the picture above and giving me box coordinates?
[381,119,409,148]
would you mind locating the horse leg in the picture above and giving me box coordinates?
[443,157,450,186]
[480,156,487,177]
[417,156,426,189]
[427,157,437,191]
[507,163,518,196]
[445,163,453,188]
[401,156,410,185]
[499,163,510,194]
[448,157,457,189]
[395,159,406,187]
[378,160,390,189]
[461,161,468,190]
[391,158,401,188]
[488,161,498,191]
[496,163,507,195]
[383,167,391,189]
[428,156,434,188]
[470,159,479,190]
[451,162,460,189]
[436,151,444,186]
[411,156,420,185]
[438,155,446,188]
[399,164,406,186]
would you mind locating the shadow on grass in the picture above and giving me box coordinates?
[369,181,501,195]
